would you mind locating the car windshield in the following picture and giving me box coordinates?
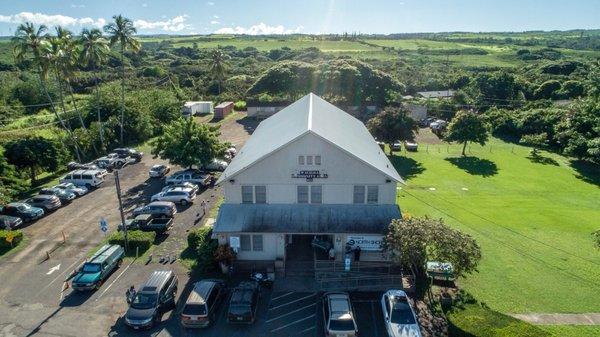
[16,204,30,211]
[329,319,355,331]
[151,166,162,171]
[390,298,417,325]
[229,304,250,316]
[82,263,101,273]
[131,293,158,310]
[182,303,207,316]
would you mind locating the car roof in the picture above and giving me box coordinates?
[186,280,220,305]
[140,270,173,293]
[32,194,55,200]
[385,289,407,298]
[69,169,102,174]
[7,202,26,207]
[147,201,174,207]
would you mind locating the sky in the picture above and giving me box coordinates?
[0,0,598,36]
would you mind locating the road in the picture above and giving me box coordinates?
[0,114,254,337]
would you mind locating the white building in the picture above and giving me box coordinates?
[214,93,403,266]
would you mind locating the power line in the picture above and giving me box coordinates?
[0,113,79,134]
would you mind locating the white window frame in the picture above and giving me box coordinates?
[367,185,379,204]
[254,185,266,204]
[240,234,251,251]
[297,185,309,204]
[298,155,304,165]
[353,185,366,204]
[306,155,313,165]
[310,185,322,204]
[314,155,322,165]
[241,185,254,204]
[252,235,263,251]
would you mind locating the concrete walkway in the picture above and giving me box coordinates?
[511,313,600,325]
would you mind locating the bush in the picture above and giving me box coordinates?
[0,229,24,248]
[187,226,219,272]
[234,100,247,111]
[107,230,155,254]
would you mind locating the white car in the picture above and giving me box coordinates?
[404,141,418,152]
[149,164,170,178]
[60,169,105,189]
[203,159,228,171]
[165,170,211,186]
[53,182,88,196]
[381,290,422,337]
[151,187,196,205]
[322,292,358,337]
[391,141,402,151]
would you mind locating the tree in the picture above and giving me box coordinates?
[151,118,227,169]
[209,48,230,95]
[383,216,482,277]
[534,80,562,99]
[445,110,489,156]
[520,132,548,156]
[104,15,141,145]
[4,136,70,185]
[12,22,82,161]
[367,107,418,154]
[79,28,110,150]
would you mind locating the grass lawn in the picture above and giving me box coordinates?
[392,135,600,314]
[540,325,600,337]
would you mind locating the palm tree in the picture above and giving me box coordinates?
[103,15,140,145]
[12,23,82,161]
[209,48,230,95]
[79,28,110,149]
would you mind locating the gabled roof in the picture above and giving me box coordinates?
[217,93,402,184]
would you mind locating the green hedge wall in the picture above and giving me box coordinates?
[108,230,155,254]
[187,226,218,272]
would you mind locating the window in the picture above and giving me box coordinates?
[241,186,254,203]
[240,235,251,251]
[298,155,304,165]
[310,186,322,204]
[367,185,379,204]
[254,186,266,204]
[306,155,313,165]
[297,185,309,203]
[252,235,263,251]
[353,185,365,204]
[314,155,321,165]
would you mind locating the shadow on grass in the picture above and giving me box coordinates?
[570,159,600,187]
[389,155,426,180]
[527,152,559,166]
[445,156,498,177]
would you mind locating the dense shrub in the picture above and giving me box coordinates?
[108,230,155,254]
[187,226,219,272]
[534,80,562,99]
[234,100,247,111]
[0,230,24,248]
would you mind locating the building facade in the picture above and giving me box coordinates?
[214,93,403,264]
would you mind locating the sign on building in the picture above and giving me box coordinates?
[229,236,240,252]
[346,235,383,251]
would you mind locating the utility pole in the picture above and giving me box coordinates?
[114,170,128,252]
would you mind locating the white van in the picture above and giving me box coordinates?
[60,169,106,189]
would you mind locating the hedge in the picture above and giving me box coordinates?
[0,230,23,248]
[108,230,155,254]
[187,226,218,272]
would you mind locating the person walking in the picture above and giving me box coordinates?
[354,246,361,262]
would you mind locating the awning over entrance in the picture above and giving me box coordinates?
[213,204,401,234]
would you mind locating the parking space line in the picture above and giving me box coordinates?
[94,260,133,301]
[370,301,380,337]
[269,293,315,311]
[266,303,316,323]
[270,314,315,333]
[36,257,85,296]
[271,291,295,301]
[299,325,315,334]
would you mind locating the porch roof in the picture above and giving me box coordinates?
[213,204,401,234]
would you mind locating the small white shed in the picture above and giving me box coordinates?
[182,101,213,116]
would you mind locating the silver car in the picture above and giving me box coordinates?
[53,182,88,196]
[151,187,196,205]
[322,292,358,337]
[381,290,422,337]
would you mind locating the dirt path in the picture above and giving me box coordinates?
[510,313,600,325]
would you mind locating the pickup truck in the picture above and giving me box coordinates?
[165,170,211,186]
[71,244,124,291]
[120,214,174,233]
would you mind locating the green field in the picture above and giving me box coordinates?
[392,135,600,314]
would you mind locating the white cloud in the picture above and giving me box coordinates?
[207,1,215,5]
[214,22,303,35]
[213,15,219,19]
[142,3,148,7]
[134,14,191,32]
[70,4,85,8]
[210,20,220,25]
[0,12,104,28]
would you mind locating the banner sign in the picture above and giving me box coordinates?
[346,235,383,251]
[291,170,328,181]
[229,236,240,252]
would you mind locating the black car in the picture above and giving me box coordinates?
[0,215,23,229]
[227,280,259,324]
[113,148,144,162]
[0,203,44,222]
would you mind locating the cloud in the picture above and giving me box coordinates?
[0,12,104,28]
[142,3,148,7]
[214,22,303,35]
[210,20,220,25]
[70,4,85,8]
[134,15,190,32]
[213,15,219,19]
[207,1,215,5]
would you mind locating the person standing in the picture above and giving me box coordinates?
[354,246,361,261]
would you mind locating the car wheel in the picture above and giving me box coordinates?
[180,199,188,206]
[85,184,92,190]
[117,258,123,267]
[96,280,103,289]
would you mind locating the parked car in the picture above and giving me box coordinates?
[39,187,76,204]
[71,244,125,291]
[113,147,144,162]
[94,156,117,170]
[381,290,422,337]
[162,182,199,195]
[227,280,259,324]
[0,215,23,229]
[151,187,196,205]
[322,292,359,337]
[149,164,170,178]
[0,202,44,222]
[133,214,174,233]
[430,119,447,131]
[404,141,418,152]
[391,141,402,151]
[53,182,88,196]
[60,169,106,189]
[125,270,178,329]
[67,161,98,171]
[25,195,61,212]
[419,117,435,128]
[181,279,226,328]
[203,159,228,172]
[376,141,385,150]
[165,170,211,186]
[132,201,177,218]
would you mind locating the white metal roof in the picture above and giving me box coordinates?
[216,93,403,184]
